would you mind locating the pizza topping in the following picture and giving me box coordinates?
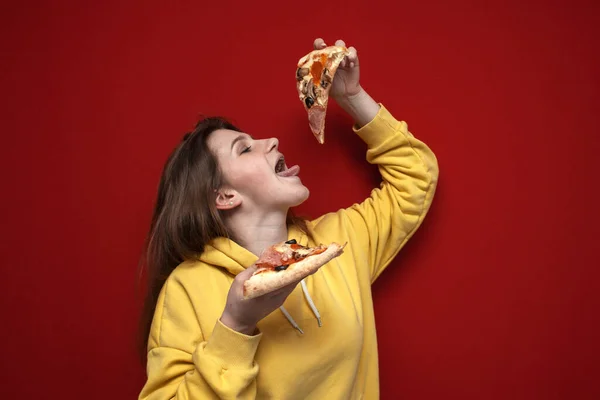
[310,53,328,87]
[301,80,321,110]
[296,67,309,81]
[321,68,332,88]
[310,62,323,86]
[254,240,328,273]
[294,246,327,257]
[305,80,315,97]
[308,107,326,140]
[255,247,290,270]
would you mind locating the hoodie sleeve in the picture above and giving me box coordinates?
[138,275,262,400]
[310,104,439,283]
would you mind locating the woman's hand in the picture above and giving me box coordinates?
[313,38,362,102]
[312,37,379,128]
[220,265,299,335]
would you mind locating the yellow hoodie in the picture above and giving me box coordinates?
[139,105,439,400]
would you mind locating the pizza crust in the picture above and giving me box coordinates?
[242,242,345,300]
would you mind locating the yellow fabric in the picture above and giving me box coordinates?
[139,104,439,399]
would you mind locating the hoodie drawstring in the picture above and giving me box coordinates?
[301,280,322,327]
[279,279,322,334]
[279,306,304,334]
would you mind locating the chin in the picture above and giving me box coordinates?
[288,186,310,207]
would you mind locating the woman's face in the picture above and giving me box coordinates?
[207,129,309,211]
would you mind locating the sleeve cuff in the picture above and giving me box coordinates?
[200,319,263,370]
[353,104,407,147]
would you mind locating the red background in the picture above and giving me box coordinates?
[1,0,599,398]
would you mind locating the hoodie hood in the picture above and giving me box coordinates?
[197,224,321,333]
[198,236,257,276]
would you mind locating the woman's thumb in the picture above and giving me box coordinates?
[236,264,258,282]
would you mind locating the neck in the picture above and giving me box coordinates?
[224,207,289,257]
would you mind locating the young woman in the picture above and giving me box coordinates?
[138,38,439,399]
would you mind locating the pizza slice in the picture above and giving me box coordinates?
[243,239,345,300]
[296,46,350,144]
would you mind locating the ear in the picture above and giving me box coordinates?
[215,189,241,210]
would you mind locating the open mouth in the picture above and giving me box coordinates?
[275,156,286,173]
[275,155,301,178]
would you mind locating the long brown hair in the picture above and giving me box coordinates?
[136,116,308,364]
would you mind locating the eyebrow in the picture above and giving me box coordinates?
[230,134,254,152]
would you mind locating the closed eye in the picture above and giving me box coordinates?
[241,146,251,154]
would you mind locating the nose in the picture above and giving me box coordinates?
[266,138,279,153]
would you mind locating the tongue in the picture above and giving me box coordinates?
[277,165,300,177]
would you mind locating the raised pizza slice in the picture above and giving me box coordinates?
[296,46,350,144]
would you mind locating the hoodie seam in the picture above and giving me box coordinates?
[147,344,193,357]
[157,278,170,348]
[369,128,438,282]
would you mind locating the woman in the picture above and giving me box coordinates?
[138,38,439,399]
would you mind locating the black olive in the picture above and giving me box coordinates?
[285,239,297,244]
[275,265,288,271]
[305,96,315,108]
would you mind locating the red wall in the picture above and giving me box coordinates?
[1,0,599,398]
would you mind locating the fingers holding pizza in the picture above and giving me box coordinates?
[310,38,361,99]
[220,264,299,336]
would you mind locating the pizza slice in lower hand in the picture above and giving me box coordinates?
[295,46,350,144]
[243,239,346,300]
